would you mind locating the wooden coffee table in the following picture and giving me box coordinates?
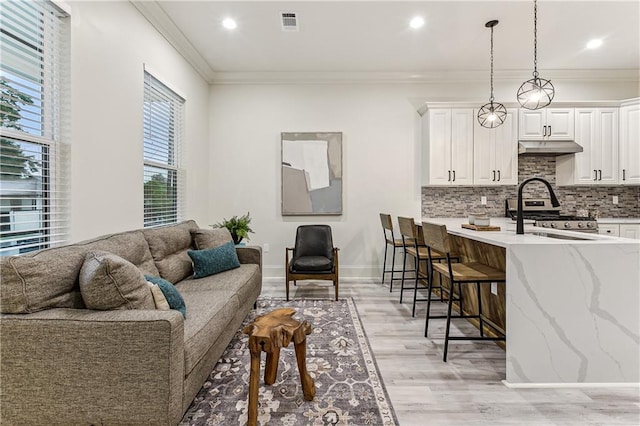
[242,308,316,426]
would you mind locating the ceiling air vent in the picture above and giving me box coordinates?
[281,12,298,32]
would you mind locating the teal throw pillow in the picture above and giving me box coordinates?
[188,241,240,279]
[144,275,186,319]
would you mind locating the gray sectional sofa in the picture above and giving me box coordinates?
[0,220,262,425]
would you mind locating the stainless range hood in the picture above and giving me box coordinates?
[518,140,583,156]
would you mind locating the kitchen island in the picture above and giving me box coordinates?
[422,217,640,387]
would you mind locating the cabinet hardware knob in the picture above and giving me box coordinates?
[543,126,547,137]
[452,170,456,182]
[623,169,626,181]
[594,170,597,181]
[548,126,551,136]
[598,169,602,181]
[497,170,501,181]
[492,170,496,181]
[448,170,451,181]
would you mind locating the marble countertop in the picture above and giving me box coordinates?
[421,217,639,248]
[597,218,640,224]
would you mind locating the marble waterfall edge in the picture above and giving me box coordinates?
[505,243,640,386]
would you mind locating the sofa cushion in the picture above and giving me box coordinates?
[1,246,88,313]
[0,229,160,314]
[79,251,155,311]
[145,275,186,318]
[191,228,233,250]
[179,290,240,375]
[143,220,199,284]
[188,242,240,279]
[175,264,261,307]
[81,230,159,277]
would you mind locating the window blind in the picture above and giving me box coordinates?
[143,71,184,227]
[0,1,70,256]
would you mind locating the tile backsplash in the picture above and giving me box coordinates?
[422,156,640,218]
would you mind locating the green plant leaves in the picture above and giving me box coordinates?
[211,212,254,241]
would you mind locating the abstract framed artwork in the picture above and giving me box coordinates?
[281,132,343,215]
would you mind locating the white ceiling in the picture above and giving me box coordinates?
[146,1,640,81]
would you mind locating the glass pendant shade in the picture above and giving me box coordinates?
[518,0,554,110]
[478,19,506,128]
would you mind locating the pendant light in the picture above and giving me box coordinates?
[517,0,555,109]
[477,20,506,129]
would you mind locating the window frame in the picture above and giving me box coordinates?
[0,0,70,256]
[142,70,185,228]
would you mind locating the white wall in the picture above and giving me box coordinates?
[209,78,639,279]
[68,1,210,242]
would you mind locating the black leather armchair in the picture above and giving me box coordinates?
[285,225,339,301]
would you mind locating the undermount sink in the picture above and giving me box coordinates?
[529,231,592,241]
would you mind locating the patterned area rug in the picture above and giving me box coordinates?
[181,298,398,426]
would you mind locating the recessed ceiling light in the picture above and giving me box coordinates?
[222,18,237,30]
[410,16,425,29]
[586,39,603,49]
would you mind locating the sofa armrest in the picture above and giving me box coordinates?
[236,245,262,271]
[0,308,185,426]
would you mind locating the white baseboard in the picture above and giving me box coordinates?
[501,380,640,389]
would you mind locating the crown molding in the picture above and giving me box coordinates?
[211,69,639,85]
[131,1,216,83]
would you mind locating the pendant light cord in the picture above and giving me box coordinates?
[490,24,495,102]
[533,0,538,77]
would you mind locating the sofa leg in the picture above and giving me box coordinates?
[253,302,257,309]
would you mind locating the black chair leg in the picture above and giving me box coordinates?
[443,278,456,362]
[382,242,389,285]
[399,250,407,303]
[477,282,484,337]
[424,263,435,337]
[390,246,397,292]
[412,257,419,317]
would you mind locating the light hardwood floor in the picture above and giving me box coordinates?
[260,278,640,426]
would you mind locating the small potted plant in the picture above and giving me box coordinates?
[212,212,254,245]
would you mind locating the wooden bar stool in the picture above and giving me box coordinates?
[421,222,506,362]
[397,216,427,307]
[404,219,449,317]
[379,213,404,291]
[242,308,316,426]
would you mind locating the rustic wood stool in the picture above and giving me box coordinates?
[242,308,316,426]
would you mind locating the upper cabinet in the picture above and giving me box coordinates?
[474,109,518,185]
[557,108,619,185]
[619,101,640,185]
[424,108,474,185]
[519,108,575,141]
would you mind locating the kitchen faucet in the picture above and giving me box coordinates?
[516,177,560,235]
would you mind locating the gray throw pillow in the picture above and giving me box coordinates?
[191,228,233,250]
[79,250,155,311]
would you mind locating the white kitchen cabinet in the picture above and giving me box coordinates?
[619,101,640,185]
[620,224,640,240]
[598,224,620,237]
[597,223,640,239]
[425,108,474,185]
[557,108,619,185]
[519,108,574,141]
[473,109,518,185]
